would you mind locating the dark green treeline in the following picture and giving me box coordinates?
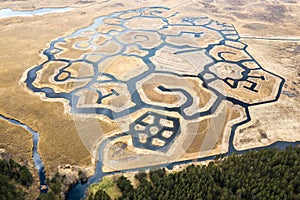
[89,146,300,200]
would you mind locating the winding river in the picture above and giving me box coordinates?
[0,115,47,193]
[0,5,78,194]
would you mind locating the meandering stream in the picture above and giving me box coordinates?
[0,5,78,194]
[0,115,47,193]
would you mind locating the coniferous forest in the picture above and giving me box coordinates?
[89,146,300,200]
[0,158,33,200]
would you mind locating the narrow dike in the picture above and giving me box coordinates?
[0,114,48,193]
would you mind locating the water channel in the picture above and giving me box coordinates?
[0,115,47,193]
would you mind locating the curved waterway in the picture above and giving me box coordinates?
[0,7,73,19]
[0,115,47,193]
